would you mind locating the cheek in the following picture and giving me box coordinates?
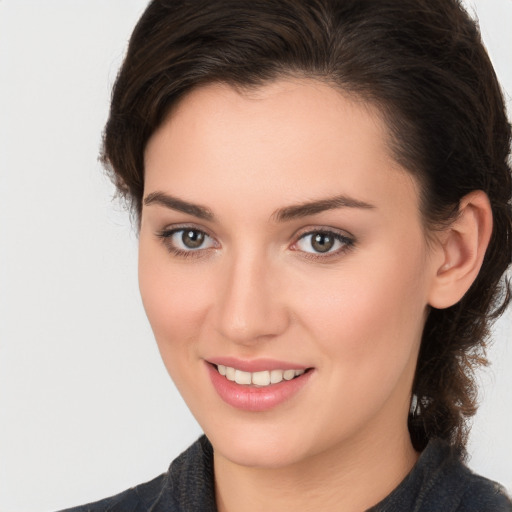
[289,246,429,377]
[138,242,212,369]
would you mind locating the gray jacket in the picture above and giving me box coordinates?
[60,436,511,511]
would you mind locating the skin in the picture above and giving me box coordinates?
[139,79,492,511]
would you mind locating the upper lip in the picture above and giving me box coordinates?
[206,357,310,373]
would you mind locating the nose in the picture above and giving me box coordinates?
[214,250,290,345]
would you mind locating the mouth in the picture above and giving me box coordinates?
[214,364,309,387]
[206,360,314,411]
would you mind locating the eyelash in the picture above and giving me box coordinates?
[156,226,355,260]
[156,226,218,259]
[291,229,355,260]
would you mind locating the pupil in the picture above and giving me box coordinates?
[182,230,204,249]
[312,233,334,253]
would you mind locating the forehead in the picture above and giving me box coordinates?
[143,78,420,220]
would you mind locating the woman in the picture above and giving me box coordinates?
[62,0,511,510]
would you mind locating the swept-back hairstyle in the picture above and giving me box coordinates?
[102,0,512,453]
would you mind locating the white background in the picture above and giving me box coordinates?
[0,1,510,510]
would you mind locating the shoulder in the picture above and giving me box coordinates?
[454,469,511,512]
[371,439,511,512]
[57,473,169,512]
[57,436,216,512]
[416,440,512,512]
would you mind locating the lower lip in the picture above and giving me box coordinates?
[206,363,313,412]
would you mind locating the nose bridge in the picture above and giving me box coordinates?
[216,246,287,344]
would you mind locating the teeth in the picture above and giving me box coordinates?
[283,369,295,381]
[225,366,236,381]
[234,370,252,385]
[252,371,270,386]
[270,369,284,384]
[216,365,306,387]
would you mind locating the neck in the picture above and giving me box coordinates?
[214,422,419,512]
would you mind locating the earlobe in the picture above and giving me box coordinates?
[428,191,493,309]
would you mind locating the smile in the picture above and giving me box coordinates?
[207,361,313,412]
[216,365,306,387]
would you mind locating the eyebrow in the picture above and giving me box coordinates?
[144,191,214,220]
[143,191,375,222]
[272,194,375,222]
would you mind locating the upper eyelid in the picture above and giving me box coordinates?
[158,223,215,238]
[157,227,218,257]
[156,220,352,234]
[156,224,355,247]
[159,222,208,231]
[293,230,354,249]
[293,225,355,240]
[291,226,356,252]
[157,225,217,245]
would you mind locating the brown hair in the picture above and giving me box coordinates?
[102,0,512,453]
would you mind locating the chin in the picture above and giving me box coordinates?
[204,420,316,469]
[216,438,301,469]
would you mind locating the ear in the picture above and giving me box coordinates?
[428,190,493,309]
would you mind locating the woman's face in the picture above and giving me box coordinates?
[139,79,440,468]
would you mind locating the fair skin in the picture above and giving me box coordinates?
[139,79,492,512]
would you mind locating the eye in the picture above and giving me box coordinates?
[157,227,217,256]
[294,230,354,256]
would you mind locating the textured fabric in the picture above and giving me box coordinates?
[367,439,511,512]
[60,436,511,512]
[59,437,216,512]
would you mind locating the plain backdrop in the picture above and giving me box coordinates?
[0,1,510,510]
